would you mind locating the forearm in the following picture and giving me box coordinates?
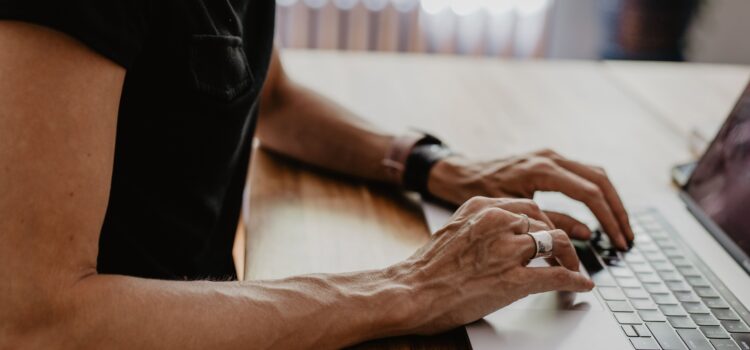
[34,268,415,349]
[257,80,396,183]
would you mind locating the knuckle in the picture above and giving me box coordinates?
[534,148,555,157]
[551,229,570,242]
[464,196,490,211]
[517,198,539,209]
[479,207,506,221]
[535,148,563,159]
[529,157,557,173]
[581,184,604,202]
[467,196,491,206]
[592,166,607,177]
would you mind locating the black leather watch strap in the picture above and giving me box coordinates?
[403,141,452,196]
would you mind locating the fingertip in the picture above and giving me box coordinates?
[616,235,628,251]
[572,273,594,292]
[571,224,592,240]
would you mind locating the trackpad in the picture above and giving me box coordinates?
[467,294,630,350]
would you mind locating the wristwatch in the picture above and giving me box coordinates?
[382,131,452,196]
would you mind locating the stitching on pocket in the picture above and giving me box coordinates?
[189,35,254,102]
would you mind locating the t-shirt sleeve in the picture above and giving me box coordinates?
[0,0,149,69]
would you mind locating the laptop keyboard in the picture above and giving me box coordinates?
[580,209,750,350]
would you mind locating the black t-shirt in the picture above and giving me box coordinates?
[0,0,276,280]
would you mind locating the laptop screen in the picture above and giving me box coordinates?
[685,82,750,259]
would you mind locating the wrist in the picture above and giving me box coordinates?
[366,263,424,336]
[427,155,476,205]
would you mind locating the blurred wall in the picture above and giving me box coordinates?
[689,0,750,64]
[547,0,750,64]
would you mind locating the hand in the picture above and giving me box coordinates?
[427,149,635,250]
[394,197,594,335]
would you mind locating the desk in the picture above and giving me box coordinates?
[240,51,750,349]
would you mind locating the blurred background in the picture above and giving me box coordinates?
[274,0,750,64]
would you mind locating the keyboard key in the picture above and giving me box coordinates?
[632,262,655,273]
[640,310,667,322]
[633,299,658,310]
[653,294,679,305]
[645,283,670,295]
[630,337,661,350]
[704,298,730,309]
[695,287,719,298]
[615,312,642,325]
[678,266,701,277]
[731,334,750,349]
[598,286,626,300]
[592,271,617,286]
[691,314,720,326]
[713,309,741,321]
[638,272,661,284]
[668,316,697,329]
[644,251,667,261]
[677,328,714,350]
[723,320,750,333]
[626,287,651,300]
[626,253,647,263]
[623,324,638,337]
[656,241,678,250]
[611,266,634,277]
[652,261,675,271]
[671,257,693,267]
[686,276,710,287]
[701,326,730,339]
[608,300,634,312]
[675,291,701,303]
[663,247,683,258]
[604,256,626,267]
[618,277,642,288]
[638,244,660,254]
[667,281,692,292]
[647,322,688,349]
[661,304,688,316]
[710,338,741,350]
[635,324,652,337]
[660,270,683,281]
[683,302,710,314]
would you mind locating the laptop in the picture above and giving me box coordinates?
[421,82,750,350]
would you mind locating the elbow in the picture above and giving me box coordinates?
[0,281,81,349]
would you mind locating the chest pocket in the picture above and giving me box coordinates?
[189,35,254,102]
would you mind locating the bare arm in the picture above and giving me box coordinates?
[257,49,397,183]
[257,48,635,249]
[0,22,407,349]
[0,23,592,349]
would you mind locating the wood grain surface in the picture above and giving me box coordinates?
[239,50,750,349]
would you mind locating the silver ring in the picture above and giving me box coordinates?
[521,214,530,234]
[526,230,554,259]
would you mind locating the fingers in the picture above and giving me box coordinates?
[534,165,629,250]
[520,266,594,294]
[516,229,581,272]
[462,196,554,231]
[544,211,592,240]
[552,158,634,244]
[494,199,554,229]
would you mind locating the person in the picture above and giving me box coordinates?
[0,1,634,348]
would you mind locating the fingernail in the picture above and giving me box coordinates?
[573,225,591,239]
[618,238,629,252]
[627,239,635,251]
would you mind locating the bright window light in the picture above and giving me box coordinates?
[421,0,449,15]
[450,0,481,16]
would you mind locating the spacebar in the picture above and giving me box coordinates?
[646,322,687,350]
